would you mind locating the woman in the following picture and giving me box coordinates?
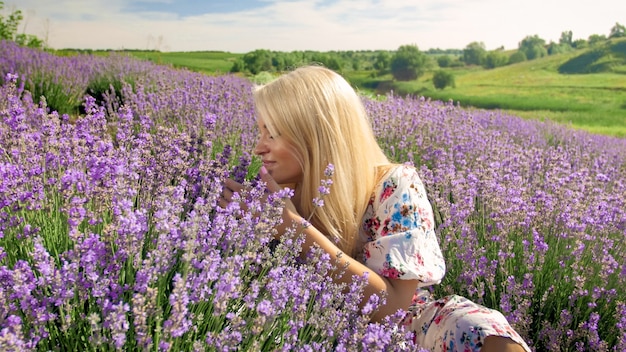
[220,65,530,352]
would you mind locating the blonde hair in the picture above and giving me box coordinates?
[254,65,391,257]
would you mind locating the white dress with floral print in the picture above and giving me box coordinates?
[361,165,531,352]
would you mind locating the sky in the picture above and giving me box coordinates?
[8,0,626,53]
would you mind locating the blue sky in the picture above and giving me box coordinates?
[10,0,626,53]
[124,0,269,16]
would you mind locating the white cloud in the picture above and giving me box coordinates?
[9,0,626,52]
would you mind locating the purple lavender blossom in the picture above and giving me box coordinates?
[0,42,625,351]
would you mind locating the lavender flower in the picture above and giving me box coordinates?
[1,43,625,351]
[311,163,334,214]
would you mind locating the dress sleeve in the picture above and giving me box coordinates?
[361,165,445,287]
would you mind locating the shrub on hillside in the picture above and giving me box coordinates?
[432,70,455,90]
[484,51,509,69]
[508,51,527,65]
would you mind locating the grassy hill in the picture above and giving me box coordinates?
[353,38,626,137]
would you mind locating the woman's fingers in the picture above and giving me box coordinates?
[258,166,299,215]
[218,185,231,208]
[224,178,244,193]
[258,166,282,193]
[219,178,245,208]
[219,167,301,238]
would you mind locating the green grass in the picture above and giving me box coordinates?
[51,49,242,75]
[346,39,626,138]
[127,51,242,75]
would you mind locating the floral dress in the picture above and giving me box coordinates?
[361,165,531,352]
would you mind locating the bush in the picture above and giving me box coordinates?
[508,51,527,65]
[250,71,275,85]
[436,55,452,68]
[484,51,509,69]
[390,45,427,81]
[432,70,455,90]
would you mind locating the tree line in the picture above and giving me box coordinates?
[2,1,625,90]
[233,22,624,84]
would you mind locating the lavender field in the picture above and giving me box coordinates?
[0,40,625,351]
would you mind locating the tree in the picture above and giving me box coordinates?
[281,52,304,71]
[268,52,301,72]
[15,33,43,47]
[462,41,486,66]
[508,51,526,65]
[311,53,343,71]
[484,50,508,69]
[0,1,20,41]
[547,41,572,55]
[271,55,286,72]
[437,55,452,68]
[242,49,273,74]
[609,22,626,38]
[559,30,573,46]
[390,45,427,81]
[230,59,244,73]
[0,1,43,48]
[572,39,588,49]
[373,50,392,71]
[588,34,607,46]
[432,70,455,90]
[518,35,547,60]
[351,56,361,71]
[527,45,548,60]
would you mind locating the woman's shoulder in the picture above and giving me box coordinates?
[373,163,424,202]
[377,163,421,186]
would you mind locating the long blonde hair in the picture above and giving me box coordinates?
[254,65,391,257]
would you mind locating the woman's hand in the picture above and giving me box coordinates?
[219,166,303,239]
[218,178,248,211]
[257,166,303,237]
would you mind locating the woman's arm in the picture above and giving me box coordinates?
[253,167,418,322]
[284,209,419,322]
[222,166,430,322]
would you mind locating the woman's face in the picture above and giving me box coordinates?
[253,117,303,185]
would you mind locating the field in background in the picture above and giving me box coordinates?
[118,47,626,138]
[55,49,241,75]
[128,50,242,75]
[378,49,626,137]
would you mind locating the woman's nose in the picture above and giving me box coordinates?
[254,139,267,155]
